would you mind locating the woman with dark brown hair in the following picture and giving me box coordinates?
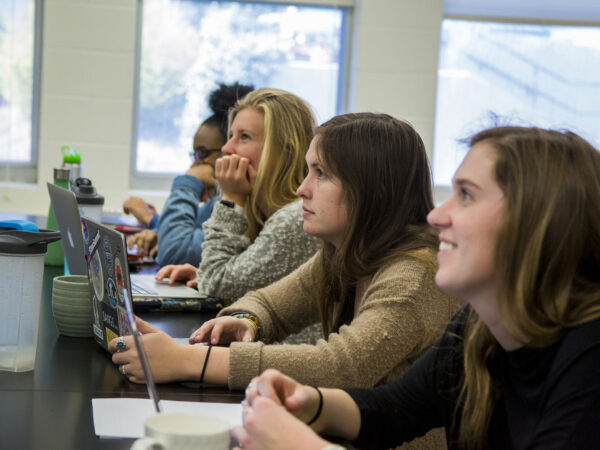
[237,125,600,450]
[110,113,460,447]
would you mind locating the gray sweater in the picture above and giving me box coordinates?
[196,200,320,304]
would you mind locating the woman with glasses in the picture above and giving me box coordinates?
[124,82,254,265]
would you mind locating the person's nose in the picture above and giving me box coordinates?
[221,138,236,156]
[427,199,451,230]
[296,175,311,198]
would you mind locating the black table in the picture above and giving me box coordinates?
[0,265,243,449]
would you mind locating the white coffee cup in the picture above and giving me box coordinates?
[130,412,230,450]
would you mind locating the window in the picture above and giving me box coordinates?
[0,0,38,182]
[133,0,350,179]
[433,19,600,186]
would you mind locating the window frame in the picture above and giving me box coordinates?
[129,0,355,191]
[0,0,42,184]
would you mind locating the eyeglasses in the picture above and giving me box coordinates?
[189,146,222,162]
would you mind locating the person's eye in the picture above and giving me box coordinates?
[316,168,327,179]
[459,187,473,202]
[241,133,251,141]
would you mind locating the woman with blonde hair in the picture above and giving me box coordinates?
[156,88,320,304]
[236,126,600,450]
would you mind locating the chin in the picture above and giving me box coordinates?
[434,272,459,296]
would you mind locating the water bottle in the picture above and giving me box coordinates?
[45,168,70,266]
[72,178,104,223]
[61,145,82,186]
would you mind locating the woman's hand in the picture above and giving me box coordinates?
[186,162,216,189]
[244,369,322,424]
[189,316,255,345]
[126,229,158,258]
[232,395,329,450]
[155,263,198,288]
[122,196,157,226]
[215,155,257,207]
[108,317,195,384]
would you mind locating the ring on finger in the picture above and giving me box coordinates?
[116,336,126,352]
[120,365,127,376]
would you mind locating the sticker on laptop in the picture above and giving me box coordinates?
[117,307,133,337]
[107,278,118,308]
[103,238,114,274]
[88,250,104,302]
[102,303,119,347]
[114,255,125,305]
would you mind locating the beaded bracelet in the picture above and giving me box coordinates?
[230,312,260,340]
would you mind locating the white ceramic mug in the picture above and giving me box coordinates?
[130,412,230,450]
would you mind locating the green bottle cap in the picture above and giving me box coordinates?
[61,145,81,164]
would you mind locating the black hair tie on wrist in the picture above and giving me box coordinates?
[306,385,323,426]
[199,344,213,384]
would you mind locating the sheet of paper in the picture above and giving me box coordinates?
[92,398,242,438]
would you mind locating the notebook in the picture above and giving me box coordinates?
[47,183,223,312]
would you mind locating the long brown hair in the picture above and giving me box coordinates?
[458,126,600,449]
[314,113,438,333]
[229,88,315,240]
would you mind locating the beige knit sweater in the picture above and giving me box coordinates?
[219,248,462,390]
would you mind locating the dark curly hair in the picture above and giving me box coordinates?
[202,82,254,138]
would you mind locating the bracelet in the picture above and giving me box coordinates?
[220,199,245,215]
[230,312,260,340]
[306,385,323,426]
[199,344,213,383]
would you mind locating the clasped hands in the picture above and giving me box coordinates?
[232,369,329,450]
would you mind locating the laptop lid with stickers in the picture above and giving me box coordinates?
[83,217,162,411]
[82,217,134,351]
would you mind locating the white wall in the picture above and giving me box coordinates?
[0,0,444,215]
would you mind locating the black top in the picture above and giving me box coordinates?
[346,306,600,449]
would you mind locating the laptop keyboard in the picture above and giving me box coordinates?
[130,279,158,295]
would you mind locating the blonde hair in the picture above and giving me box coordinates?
[229,88,316,240]
[457,127,600,449]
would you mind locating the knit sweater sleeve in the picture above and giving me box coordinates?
[196,200,320,305]
[224,252,462,390]
[219,253,324,342]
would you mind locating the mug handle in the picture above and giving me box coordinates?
[130,437,164,450]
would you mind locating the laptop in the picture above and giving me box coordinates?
[82,216,136,351]
[47,183,214,310]
[82,217,162,410]
[47,182,88,275]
